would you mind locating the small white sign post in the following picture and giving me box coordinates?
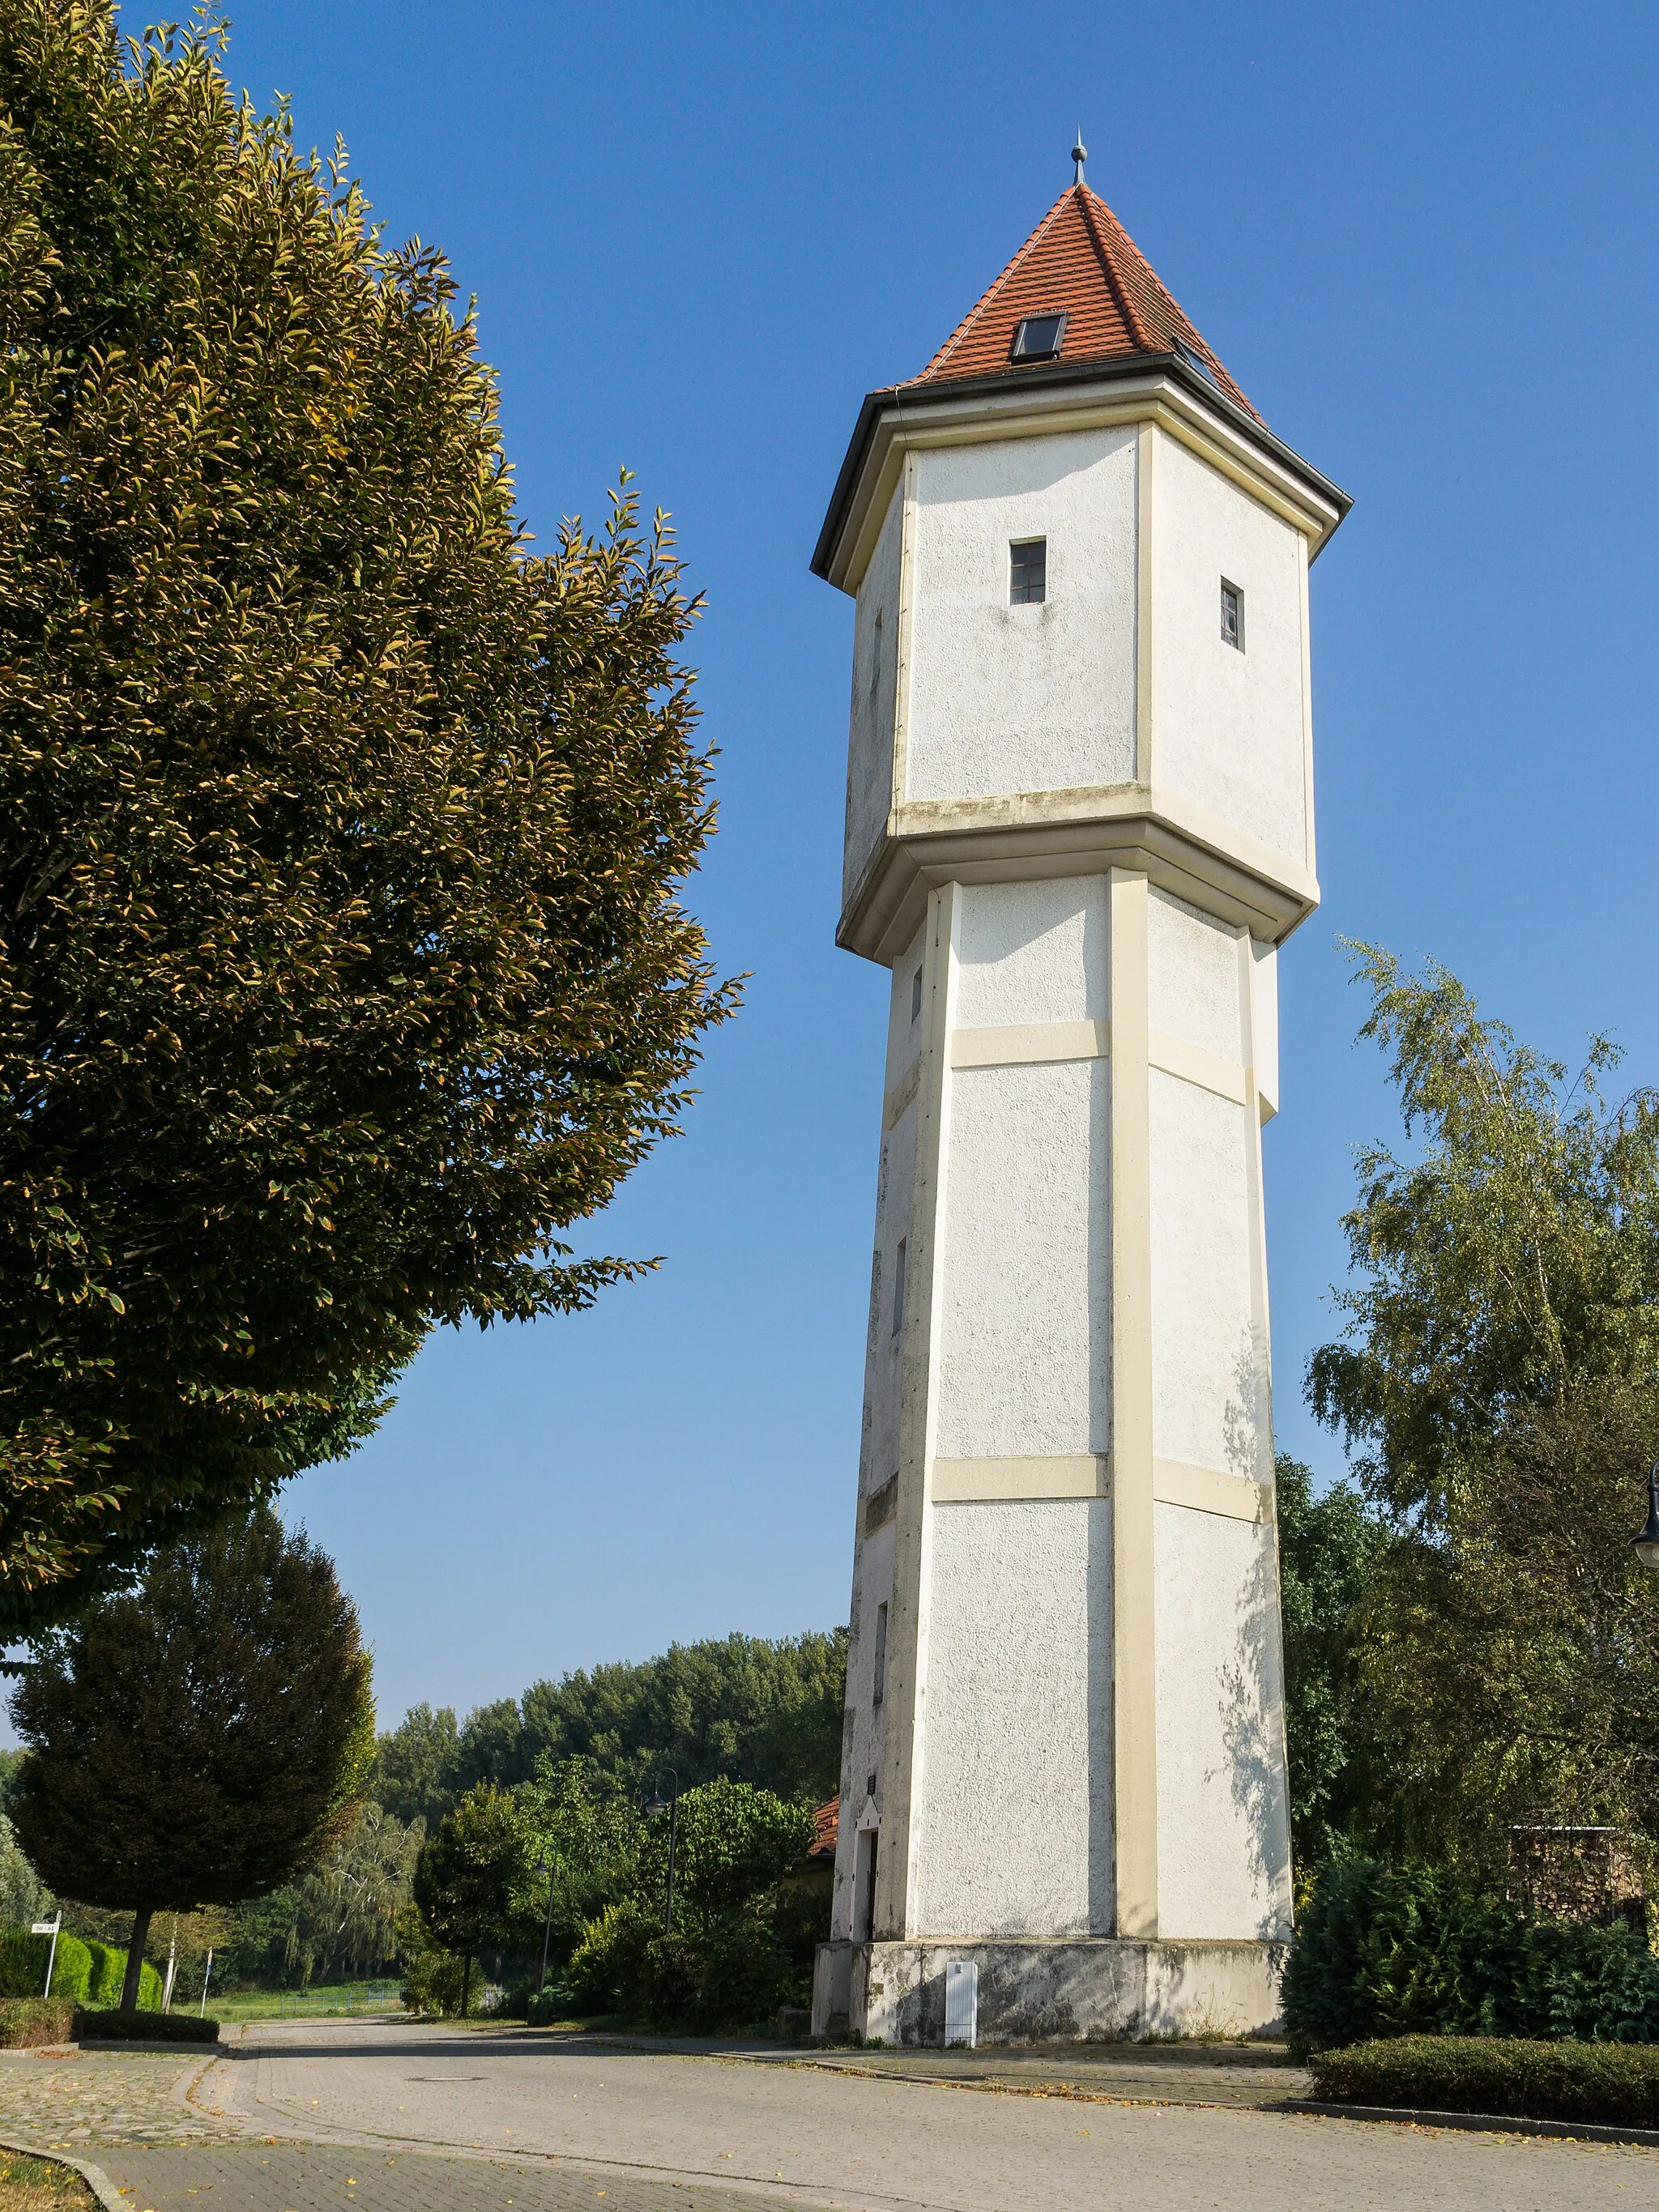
[31,1916,60,1999]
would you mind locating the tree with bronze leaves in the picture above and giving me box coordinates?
[10,1510,372,2011]
[0,1,733,1624]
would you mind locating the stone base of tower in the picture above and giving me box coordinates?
[811,1937,1287,2047]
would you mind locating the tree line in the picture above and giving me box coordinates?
[370,1630,847,1829]
[0,1613,847,2010]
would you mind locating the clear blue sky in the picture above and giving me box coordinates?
[211,0,1658,1733]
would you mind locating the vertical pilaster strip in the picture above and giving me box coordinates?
[1239,927,1295,1921]
[1108,867,1158,1939]
[1297,531,1316,877]
[876,878,957,1940]
[1134,423,1157,791]
[1235,929,1273,1481]
[889,448,919,820]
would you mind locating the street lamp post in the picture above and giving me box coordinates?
[642,1771,681,1935]
[1633,1459,1659,1574]
[535,1852,557,1994]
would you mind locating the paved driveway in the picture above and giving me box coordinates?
[192,2018,1657,2212]
[0,2020,1653,2211]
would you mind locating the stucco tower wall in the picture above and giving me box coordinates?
[825,388,1322,2023]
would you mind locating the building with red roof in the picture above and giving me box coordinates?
[811,156,1348,2048]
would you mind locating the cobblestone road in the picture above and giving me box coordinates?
[0,2020,1653,2212]
[0,2046,233,2151]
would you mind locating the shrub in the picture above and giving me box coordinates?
[565,1902,655,2016]
[673,1907,800,2031]
[770,1882,832,1978]
[77,2010,217,2044]
[0,1928,92,2005]
[639,1931,700,2026]
[83,1941,122,2011]
[82,1939,161,2012]
[0,1997,75,2047]
[66,1945,161,2013]
[394,1899,467,2016]
[1282,1858,1659,2055]
[1310,2035,1659,2126]
[399,1944,469,2017]
[526,1982,578,2027]
[544,1781,825,2032]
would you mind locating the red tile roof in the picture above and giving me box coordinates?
[902,183,1259,424]
[808,1796,838,1861]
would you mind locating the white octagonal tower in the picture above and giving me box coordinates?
[809,172,1349,2044]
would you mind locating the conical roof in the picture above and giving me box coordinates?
[904,181,1259,423]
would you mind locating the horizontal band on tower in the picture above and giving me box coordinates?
[1154,1459,1269,1524]
[941,1016,1252,1108]
[949,1019,1109,1069]
[1149,1034,1252,1106]
[927,1452,1269,1522]
[931,1453,1107,1501]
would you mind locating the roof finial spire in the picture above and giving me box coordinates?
[1072,129,1087,187]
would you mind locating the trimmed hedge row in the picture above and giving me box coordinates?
[0,1998,76,2048]
[0,1928,162,2010]
[1282,1859,1659,2054]
[77,2010,218,2044]
[1310,2035,1659,2128]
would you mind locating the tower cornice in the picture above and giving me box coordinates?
[812,359,1350,595]
[837,784,1320,966]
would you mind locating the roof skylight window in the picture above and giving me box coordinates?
[1175,339,1218,388]
[1010,313,1066,363]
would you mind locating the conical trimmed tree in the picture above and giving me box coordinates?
[10,1511,372,2011]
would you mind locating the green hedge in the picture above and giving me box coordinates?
[0,1997,75,2048]
[0,1929,161,2011]
[76,2009,217,2044]
[1282,1859,1659,2055]
[0,1927,90,2004]
[1311,2035,1659,2127]
[84,1940,126,2010]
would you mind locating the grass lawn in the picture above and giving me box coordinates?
[210,1981,402,2022]
[0,2152,96,2210]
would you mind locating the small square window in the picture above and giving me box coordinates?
[1010,538,1047,606]
[1011,313,1066,362]
[911,965,923,1022]
[1221,579,1244,650]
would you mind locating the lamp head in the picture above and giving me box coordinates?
[1633,1459,1659,1575]
[643,1792,667,1818]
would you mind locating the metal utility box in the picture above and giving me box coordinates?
[944,1958,978,2048]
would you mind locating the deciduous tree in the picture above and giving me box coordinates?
[371,1705,460,1831]
[0,2,731,1619]
[1307,949,1659,1858]
[1307,946,1659,1529]
[412,1785,527,2018]
[1273,1454,1392,1869]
